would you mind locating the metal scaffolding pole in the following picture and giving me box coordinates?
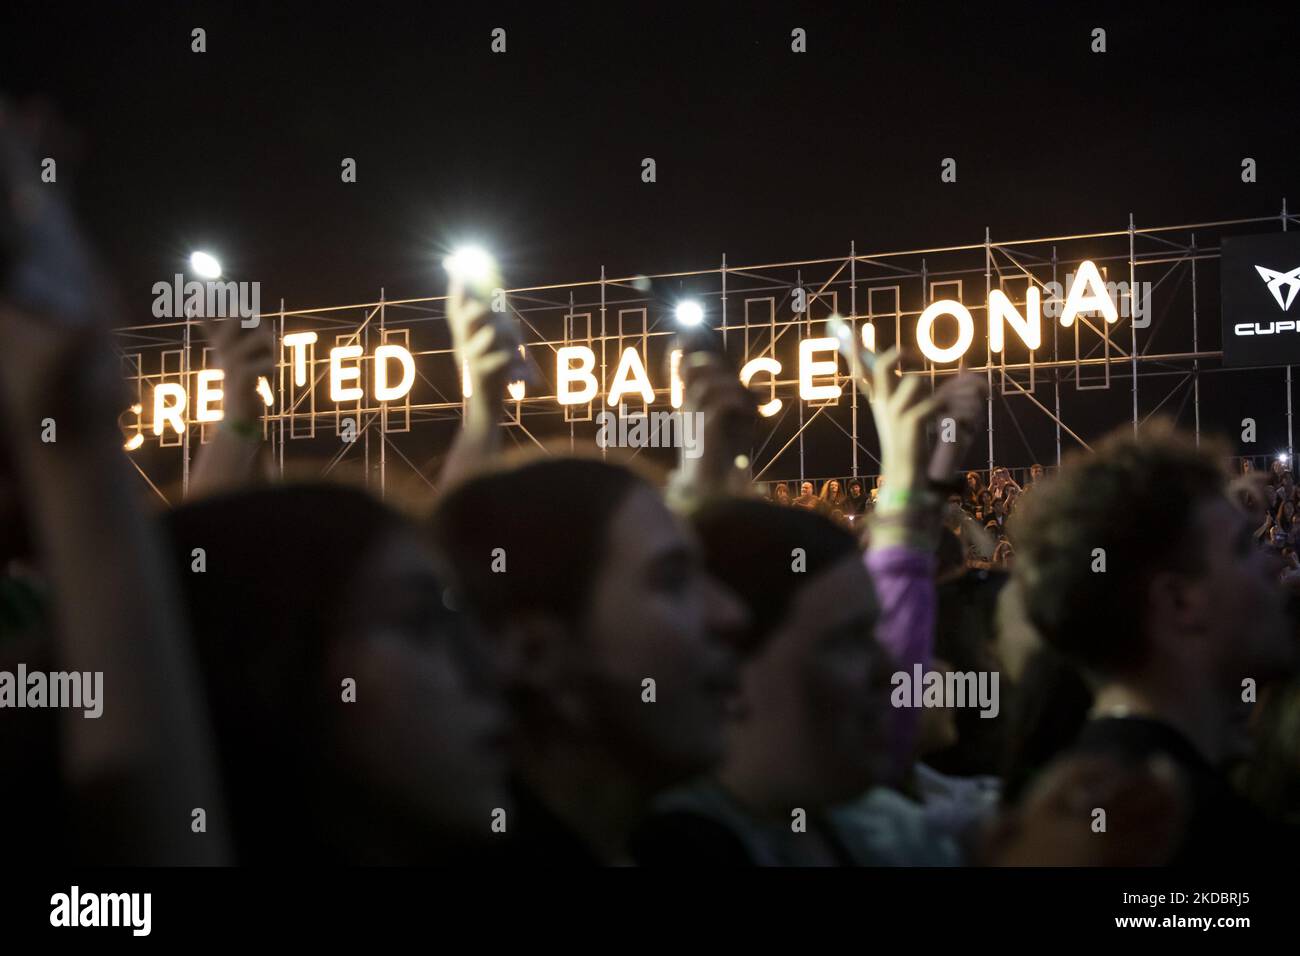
[1285,200,1293,462]
[600,265,607,461]
[984,228,993,471]
[277,299,285,477]
[850,241,858,479]
[182,305,192,496]
[1129,213,1138,435]
[363,302,370,489]
[379,287,386,499]
[1052,247,1061,465]
[1191,238,1200,447]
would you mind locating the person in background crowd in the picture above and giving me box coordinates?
[432,456,748,865]
[1011,423,1300,864]
[166,485,509,863]
[771,481,791,506]
[1277,499,1296,537]
[820,478,848,512]
[1236,676,1300,827]
[633,500,892,865]
[792,480,822,512]
[847,479,869,516]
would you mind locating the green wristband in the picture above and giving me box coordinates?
[222,417,262,440]
[877,487,938,511]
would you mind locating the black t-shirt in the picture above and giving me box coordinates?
[1071,717,1298,866]
[478,779,606,866]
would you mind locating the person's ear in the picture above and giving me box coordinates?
[498,613,588,726]
[496,612,566,689]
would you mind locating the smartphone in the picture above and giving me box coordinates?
[826,314,876,382]
[444,249,532,386]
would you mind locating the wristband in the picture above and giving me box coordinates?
[221,417,262,440]
[876,486,940,512]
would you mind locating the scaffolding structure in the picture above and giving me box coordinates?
[116,203,1298,502]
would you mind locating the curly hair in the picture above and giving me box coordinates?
[1009,421,1228,677]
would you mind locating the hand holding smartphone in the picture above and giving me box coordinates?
[0,97,102,327]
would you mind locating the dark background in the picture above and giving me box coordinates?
[3,0,1298,483]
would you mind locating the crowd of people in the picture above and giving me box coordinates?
[766,463,1039,571]
[3,106,1300,868]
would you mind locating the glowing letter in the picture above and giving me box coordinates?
[988,287,1042,353]
[195,368,225,423]
[283,332,318,387]
[669,349,684,409]
[153,383,187,436]
[740,356,783,417]
[330,345,365,402]
[916,300,974,364]
[1060,261,1118,327]
[373,344,415,401]
[799,338,842,402]
[607,346,654,407]
[557,346,599,405]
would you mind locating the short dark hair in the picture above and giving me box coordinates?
[431,456,648,628]
[1010,422,1227,676]
[690,499,858,652]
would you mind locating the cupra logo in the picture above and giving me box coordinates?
[1256,265,1300,311]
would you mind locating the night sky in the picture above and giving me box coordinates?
[4,1,1299,480]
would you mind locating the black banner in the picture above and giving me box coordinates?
[1222,232,1300,368]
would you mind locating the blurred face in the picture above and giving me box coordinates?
[775,484,790,502]
[850,482,862,497]
[830,481,840,494]
[801,482,813,497]
[1031,465,1044,480]
[1194,498,1295,684]
[335,528,509,833]
[726,555,890,807]
[574,487,747,788]
[966,472,978,489]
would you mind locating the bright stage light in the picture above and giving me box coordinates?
[443,246,496,284]
[675,301,704,327]
[189,251,222,279]
[1279,453,1290,464]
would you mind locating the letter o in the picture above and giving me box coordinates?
[916,299,975,364]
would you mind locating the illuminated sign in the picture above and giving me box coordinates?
[122,261,1123,447]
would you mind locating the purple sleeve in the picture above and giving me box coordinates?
[865,545,937,783]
